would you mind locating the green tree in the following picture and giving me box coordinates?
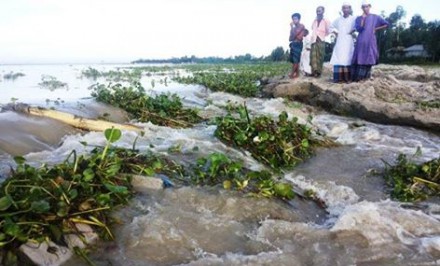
[425,21,440,61]
[270,47,286,61]
[401,14,428,47]
[378,6,406,59]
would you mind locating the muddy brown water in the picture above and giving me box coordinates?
[1,64,439,265]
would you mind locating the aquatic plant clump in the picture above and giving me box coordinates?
[215,106,316,170]
[174,63,290,97]
[38,75,68,91]
[191,153,294,199]
[0,129,130,263]
[175,72,261,97]
[3,72,25,81]
[0,129,186,264]
[383,154,440,202]
[81,67,143,83]
[91,82,204,128]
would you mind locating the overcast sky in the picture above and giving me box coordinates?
[0,0,438,64]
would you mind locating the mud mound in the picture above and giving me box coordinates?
[374,64,440,82]
[263,65,440,132]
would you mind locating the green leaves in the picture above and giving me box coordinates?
[215,105,316,170]
[105,128,122,143]
[383,154,440,202]
[192,152,296,200]
[0,196,12,211]
[91,83,203,128]
[13,156,26,165]
[173,63,290,97]
[31,200,50,213]
[273,183,295,199]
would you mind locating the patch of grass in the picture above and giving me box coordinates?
[91,82,204,128]
[383,153,440,202]
[417,100,440,110]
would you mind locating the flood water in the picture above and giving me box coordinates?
[1,64,439,265]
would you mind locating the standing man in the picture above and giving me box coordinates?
[310,6,331,77]
[351,1,389,81]
[289,13,305,79]
[300,29,312,76]
[330,3,356,83]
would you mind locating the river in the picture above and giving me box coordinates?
[0,64,439,265]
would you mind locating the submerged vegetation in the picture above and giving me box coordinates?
[383,153,440,202]
[91,82,203,128]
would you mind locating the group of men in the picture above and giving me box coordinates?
[289,1,389,83]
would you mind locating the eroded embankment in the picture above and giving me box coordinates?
[263,64,440,133]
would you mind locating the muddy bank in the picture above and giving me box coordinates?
[263,64,440,133]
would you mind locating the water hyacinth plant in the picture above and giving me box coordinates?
[383,153,440,202]
[173,63,290,97]
[91,82,204,128]
[38,75,68,91]
[215,105,316,170]
[191,153,294,199]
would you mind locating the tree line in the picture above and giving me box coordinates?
[133,6,439,65]
[377,6,440,62]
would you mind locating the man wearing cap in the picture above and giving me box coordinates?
[330,3,356,83]
[310,6,331,78]
[351,0,389,81]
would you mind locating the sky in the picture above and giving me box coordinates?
[0,0,438,64]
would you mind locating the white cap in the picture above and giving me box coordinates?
[362,0,371,6]
[342,2,351,6]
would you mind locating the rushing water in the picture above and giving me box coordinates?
[1,64,439,265]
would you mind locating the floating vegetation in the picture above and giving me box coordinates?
[215,105,317,170]
[0,128,190,264]
[383,153,440,202]
[91,82,204,128]
[3,72,25,81]
[0,126,315,264]
[175,72,261,97]
[81,67,143,83]
[191,153,294,199]
[0,129,131,263]
[38,75,68,91]
[173,63,290,97]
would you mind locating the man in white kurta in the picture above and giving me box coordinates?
[330,3,356,83]
[300,29,312,76]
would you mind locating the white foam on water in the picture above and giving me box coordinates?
[21,122,266,171]
[285,174,360,219]
[206,92,309,124]
[313,114,440,161]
